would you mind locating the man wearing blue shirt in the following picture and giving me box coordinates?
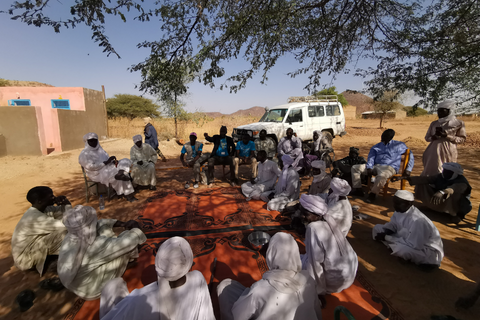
[234,134,258,180]
[350,129,414,203]
[204,126,237,186]
[180,132,210,189]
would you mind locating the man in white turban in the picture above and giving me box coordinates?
[130,134,158,190]
[58,205,146,300]
[79,132,137,202]
[325,177,353,237]
[261,154,301,212]
[421,100,466,176]
[308,160,331,196]
[372,190,444,267]
[241,150,281,201]
[99,237,216,320]
[299,195,358,296]
[11,186,70,275]
[277,128,304,169]
[217,232,322,320]
[394,162,472,221]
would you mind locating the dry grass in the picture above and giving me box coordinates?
[108,115,262,140]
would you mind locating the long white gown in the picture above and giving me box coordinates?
[261,167,300,211]
[241,160,281,199]
[130,143,158,186]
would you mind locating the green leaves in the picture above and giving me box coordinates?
[106,94,161,119]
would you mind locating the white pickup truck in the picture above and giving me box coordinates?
[232,95,347,144]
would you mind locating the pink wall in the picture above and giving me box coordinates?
[0,87,86,152]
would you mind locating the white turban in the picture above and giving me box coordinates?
[263,232,306,294]
[58,205,98,287]
[442,162,463,180]
[311,160,326,170]
[133,134,142,143]
[437,100,456,124]
[394,190,415,201]
[330,177,351,197]
[83,132,100,150]
[155,237,193,281]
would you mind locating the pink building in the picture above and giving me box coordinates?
[0,87,107,156]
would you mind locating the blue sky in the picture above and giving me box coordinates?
[0,2,376,113]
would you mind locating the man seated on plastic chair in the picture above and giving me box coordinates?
[79,133,138,202]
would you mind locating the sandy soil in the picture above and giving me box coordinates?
[1,118,480,319]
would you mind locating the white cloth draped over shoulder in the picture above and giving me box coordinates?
[217,232,322,320]
[11,205,70,275]
[130,139,158,186]
[277,136,304,168]
[58,205,147,300]
[100,236,215,320]
[241,160,281,199]
[372,206,444,265]
[263,158,301,211]
[326,178,353,237]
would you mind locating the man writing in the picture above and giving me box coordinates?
[204,126,236,186]
[233,133,257,180]
[180,132,210,189]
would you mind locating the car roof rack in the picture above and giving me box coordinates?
[287,95,339,103]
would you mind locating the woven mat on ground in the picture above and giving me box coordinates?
[64,188,404,320]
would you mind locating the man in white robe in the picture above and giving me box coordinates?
[277,128,303,168]
[12,186,70,275]
[308,160,331,196]
[372,190,444,267]
[241,150,281,201]
[79,132,137,202]
[300,195,358,296]
[130,134,158,190]
[58,205,147,300]
[217,232,322,320]
[99,237,216,320]
[325,177,353,237]
[261,154,301,212]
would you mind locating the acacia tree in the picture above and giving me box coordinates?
[313,87,348,106]
[371,91,403,128]
[106,94,161,119]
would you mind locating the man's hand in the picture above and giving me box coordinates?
[403,170,411,177]
[188,160,196,167]
[366,168,373,176]
[375,232,387,241]
[444,188,454,199]
[54,196,70,206]
[431,191,445,205]
[137,160,144,166]
[124,220,141,230]
[104,156,116,165]
[437,128,448,138]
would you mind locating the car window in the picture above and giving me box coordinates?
[286,109,303,123]
[308,106,325,117]
[260,109,288,122]
[326,105,341,116]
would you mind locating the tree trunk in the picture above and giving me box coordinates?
[380,113,385,128]
[174,93,178,139]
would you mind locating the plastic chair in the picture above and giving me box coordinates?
[81,166,111,203]
[334,306,356,320]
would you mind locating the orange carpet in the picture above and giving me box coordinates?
[65,188,404,320]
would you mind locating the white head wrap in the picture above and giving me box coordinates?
[394,190,415,201]
[442,162,463,180]
[133,134,142,143]
[327,177,352,205]
[79,132,109,169]
[281,154,294,191]
[155,237,193,281]
[437,100,456,124]
[311,160,326,170]
[263,232,306,294]
[58,205,98,287]
[83,132,99,150]
[300,194,347,255]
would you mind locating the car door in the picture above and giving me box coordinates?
[284,107,307,140]
[325,103,344,135]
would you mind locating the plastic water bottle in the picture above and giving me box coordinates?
[99,195,105,210]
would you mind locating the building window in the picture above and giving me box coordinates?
[51,99,71,110]
[8,99,31,106]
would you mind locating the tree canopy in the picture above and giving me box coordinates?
[106,94,161,119]
[313,87,348,106]
[5,0,480,110]
[371,91,403,128]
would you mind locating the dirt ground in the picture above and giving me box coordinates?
[1,118,480,319]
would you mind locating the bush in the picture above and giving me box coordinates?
[404,106,428,117]
[106,94,161,119]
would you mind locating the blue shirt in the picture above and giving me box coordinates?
[236,140,256,157]
[367,140,414,173]
[181,142,203,160]
[216,138,229,157]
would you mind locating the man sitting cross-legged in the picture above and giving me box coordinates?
[11,186,70,275]
[241,150,281,201]
[130,134,158,191]
[308,160,331,196]
[300,195,358,296]
[204,126,237,186]
[234,134,258,180]
[217,232,322,320]
[180,132,210,189]
[99,236,215,320]
[58,205,147,300]
[372,190,444,268]
[79,132,138,202]
[350,129,414,204]
[261,154,301,212]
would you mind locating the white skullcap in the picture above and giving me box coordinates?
[437,100,456,110]
[299,194,328,216]
[83,132,98,142]
[330,177,352,196]
[155,237,193,281]
[133,134,142,143]
[282,154,294,166]
[394,190,415,201]
[311,160,326,170]
[442,162,463,175]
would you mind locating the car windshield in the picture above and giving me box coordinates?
[259,109,288,122]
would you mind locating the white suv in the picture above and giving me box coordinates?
[232,95,347,143]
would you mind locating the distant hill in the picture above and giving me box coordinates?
[205,106,265,118]
[341,90,374,115]
[0,79,54,87]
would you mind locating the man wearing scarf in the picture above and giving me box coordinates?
[217,232,322,320]
[326,178,353,237]
[99,237,215,320]
[143,117,167,162]
[241,150,281,201]
[331,147,367,183]
[261,154,301,212]
[130,134,158,190]
[397,162,472,220]
[372,190,444,267]
[299,195,358,296]
[421,100,467,176]
[58,206,146,300]
[308,160,331,196]
[79,132,137,202]
[277,128,304,168]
